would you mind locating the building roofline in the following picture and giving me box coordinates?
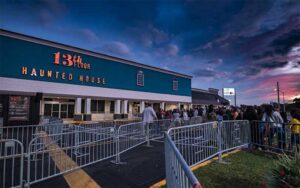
[192,88,211,93]
[0,29,193,79]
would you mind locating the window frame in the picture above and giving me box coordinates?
[91,100,105,113]
[136,70,144,86]
[173,80,179,91]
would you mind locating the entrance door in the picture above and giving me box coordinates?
[44,102,74,119]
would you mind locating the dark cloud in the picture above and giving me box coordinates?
[270,29,300,55]
[192,68,217,78]
[259,61,288,69]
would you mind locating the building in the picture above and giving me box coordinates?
[0,29,192,126]
[192,88,229,108]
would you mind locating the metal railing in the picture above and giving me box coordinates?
[112,121,147,164]
[26,127,116,187]
[0,139,24,188]
[0,118,251,187]
[251,121,300,154]
[111,118,200,164]
[0,123,71,152]
[165,134,202,188]
[165,120,251,188]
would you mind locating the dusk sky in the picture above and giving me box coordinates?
[1,0,299,105]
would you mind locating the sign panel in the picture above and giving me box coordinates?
[223,88,235,96]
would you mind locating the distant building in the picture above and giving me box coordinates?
[192,88,229,107]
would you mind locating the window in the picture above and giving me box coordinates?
[110,101,115,113]
[173,80,178,91]
[137,70,144,86]
[91,100,105,113]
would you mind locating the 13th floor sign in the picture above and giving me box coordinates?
[20,52,106,85]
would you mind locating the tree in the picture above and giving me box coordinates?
[293,98,300,108]
[293,98,300,103]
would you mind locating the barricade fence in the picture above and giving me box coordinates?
[220,120,250,151]
[112,117,204,163]
[1,118,248,187]
[167,122,219,166]
[0,123,72,152]
[26,127,116,187]
[0,139,24,188]
[165,134,202,188]
[165,120,250,188]
[251,121,300,154]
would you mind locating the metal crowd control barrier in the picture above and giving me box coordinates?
[167,122,219,166]
[0,123,70,152]
[79,122,116,130]
[251,121,299,154]
[218,120,250,161]
[165,133,202,188]
[165,120,250,188]
[0,116,205,187]
[0,139,24,188]
[148,119,174,142]
[26,127,116,187]
[112,121,146,164]
[112,117,205,164]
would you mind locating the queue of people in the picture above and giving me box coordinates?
[142,103,300,150]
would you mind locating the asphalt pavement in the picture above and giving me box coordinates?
[32,140,165,188]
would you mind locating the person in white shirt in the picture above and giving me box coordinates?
[142,104,157,123]
[193,108,198,117]
[183,109,189,120]
[142,104,157,137]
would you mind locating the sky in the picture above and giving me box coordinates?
[0,0,299,105]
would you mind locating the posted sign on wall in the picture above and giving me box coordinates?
[223,88,235,96]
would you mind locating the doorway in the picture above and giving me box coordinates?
[44,101,74,119]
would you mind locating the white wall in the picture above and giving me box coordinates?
[0,77,191,103]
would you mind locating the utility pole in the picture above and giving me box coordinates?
[276,82,280,105]
[283,92,286,112]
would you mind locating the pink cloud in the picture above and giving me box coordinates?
[241,74,300,102]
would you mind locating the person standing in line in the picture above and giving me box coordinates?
[142,104,157,136]
[243,106,259,146]
[231,107,241,120]
[274,104,286,149]
[216,108,224,121]
[261,105,284,149]
[207,105,217,121]
[182,109,189,125]
[193,108,198,117]
[173,109,181,121]
[183,109,189,120]
[289,110,300,149]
